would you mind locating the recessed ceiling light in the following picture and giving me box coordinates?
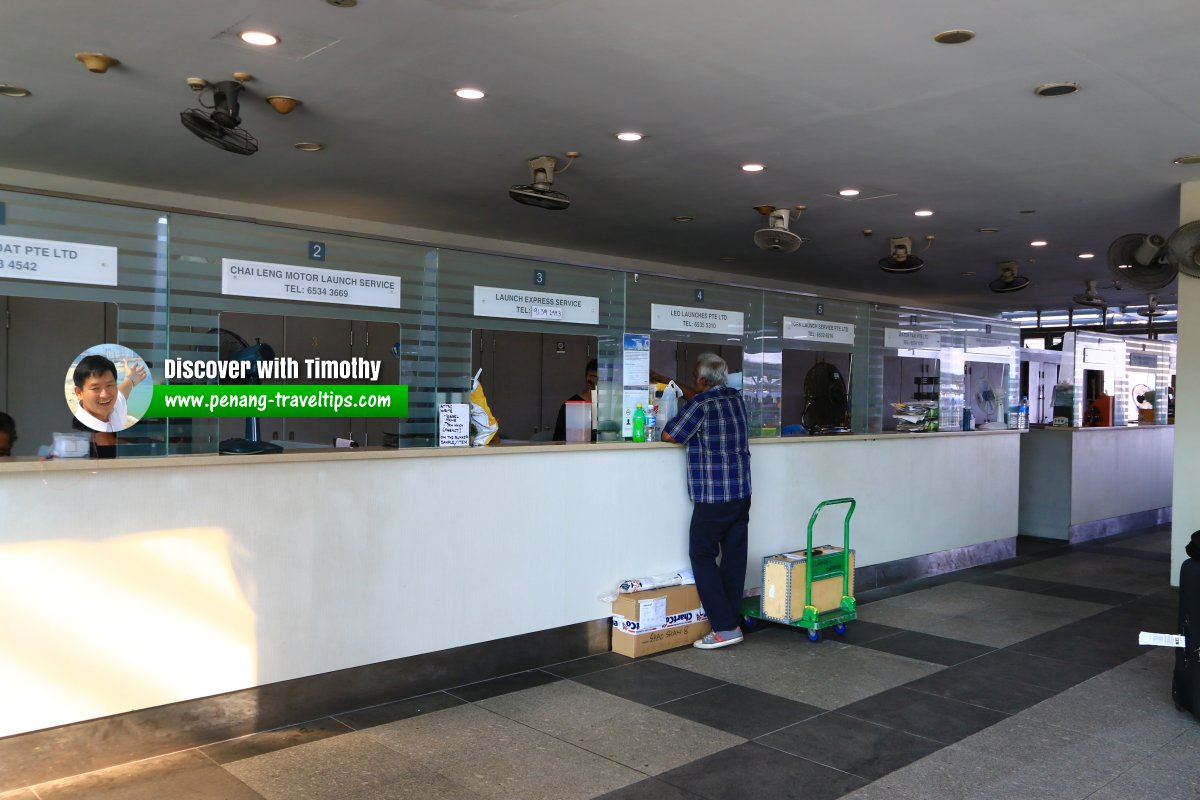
[240,31,280,46]
[616,132,644,142]
[1030,240,1048,247]
[741,163,765,172]
[1174,155,1200,165]
[935,29,976,44]
[455,88,485,100]
[0,84,31,97]
[978,227,999,233]
[914,209,934,217]
[960,271,976,276]
[1034,82,1079,97]
[293,142,324,152]
[672,215,694,222]
[719,256,736,262]
[838,189,861,197]
[1078,252,1095,259]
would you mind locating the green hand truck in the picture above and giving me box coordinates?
[743,497,857,642]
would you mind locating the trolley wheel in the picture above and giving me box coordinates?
[806,629,821,642]
[743,615,756,631]
[834,623,847,635]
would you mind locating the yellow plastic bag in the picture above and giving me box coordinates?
[469,369,499,446]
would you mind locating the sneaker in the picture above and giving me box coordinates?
[693,628,744,650]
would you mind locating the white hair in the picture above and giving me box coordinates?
[695,352,728,387]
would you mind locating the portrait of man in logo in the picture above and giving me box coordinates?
[64,344,153,433]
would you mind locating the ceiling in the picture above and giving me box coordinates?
[3,0,1199,314]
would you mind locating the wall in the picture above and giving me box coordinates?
[1174,182,1200,583]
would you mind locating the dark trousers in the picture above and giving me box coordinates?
[689,496,752,633]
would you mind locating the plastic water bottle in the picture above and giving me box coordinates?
[1018,396,1029,430]
[631,403,647,442]
[645,404,657,442]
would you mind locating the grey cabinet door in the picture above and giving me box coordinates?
[5,296,113,455]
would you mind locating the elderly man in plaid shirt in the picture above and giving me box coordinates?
[662,352,752,649]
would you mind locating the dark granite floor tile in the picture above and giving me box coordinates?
[903,665,1058,714]
[333,691,466,730]
[573,660,726,707]
[829,620,907,645]
[1005,629,1144,670]
[446,669,561,702]
[961,573,1063,594]
[1079,545,1171,563]
[854,631,993,666]
[34,750,265,800]
[945,648,1105,692]
[1037,583,1141,606]
[758,712,944,781]
[542,652,634,679]
[200,717,352,764]
[594,777,706,799]
[658,741,866,800]
[657,684,822,739]
[838,687,1008,744]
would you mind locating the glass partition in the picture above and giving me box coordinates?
[0,190,167,456]
[167,213,435,451]
[436,250,624,442]
[761,292,869,435]
[624,275,764,434]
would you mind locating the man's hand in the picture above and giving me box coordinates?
[118,358,147,399]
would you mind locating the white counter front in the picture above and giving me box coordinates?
[1018,425,1174,541]
[0,430,1020,737]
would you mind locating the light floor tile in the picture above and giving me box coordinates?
[477,681,645,738]
[224,735,471,800]
[1015,649,1195,749]
[364,704,645,800]
[566,706,744,775]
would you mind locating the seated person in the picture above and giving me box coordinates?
[72,355,146,433]
[552,359,598,441]
[0,412,16,457]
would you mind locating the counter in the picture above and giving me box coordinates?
[1018,425,1174,541]
[0,430,1020,742]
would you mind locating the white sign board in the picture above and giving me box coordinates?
[651,303,744,335]
[473,286,599,325]
[782,317,855,345]
[964,334,1013,356]
[0,235,117,286]
[221,258,401,309]
[1083,347,1120,366]
[885,328,942,350]
[438,403,470,447]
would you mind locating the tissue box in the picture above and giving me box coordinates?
[611,584,709,657]
[760,546,855,624]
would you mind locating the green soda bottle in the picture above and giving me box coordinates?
[631,403,647,442]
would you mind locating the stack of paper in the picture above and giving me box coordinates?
[892,401,939,432]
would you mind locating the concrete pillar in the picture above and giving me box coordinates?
[1171,182,1200,583]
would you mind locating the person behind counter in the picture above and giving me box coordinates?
[661,352,752,650]
[0,412,16,456]
[552,358,598,442]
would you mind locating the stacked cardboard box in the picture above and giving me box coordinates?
[611,584,709,657]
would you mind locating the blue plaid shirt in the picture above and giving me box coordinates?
[663,385,751,503]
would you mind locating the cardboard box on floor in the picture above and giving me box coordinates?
[760,546,855,624]
[611,584,710,657]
